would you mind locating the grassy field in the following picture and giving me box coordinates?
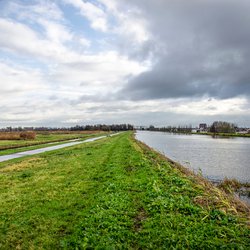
[0,131,105,151]
[0,132,249,249]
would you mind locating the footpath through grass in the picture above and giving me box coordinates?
[0,132,249,249]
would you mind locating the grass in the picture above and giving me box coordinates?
[0,132,249,249]
[0,131,106,152]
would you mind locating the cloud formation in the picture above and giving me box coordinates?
[121,0,250,100]
[0,0,249,127]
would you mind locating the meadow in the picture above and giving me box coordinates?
[0,132,249,249]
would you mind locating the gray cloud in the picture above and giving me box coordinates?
[70,94,113,104]
[119,0,250,100]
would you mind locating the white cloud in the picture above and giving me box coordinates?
[0,0,249,127]
[0,1,151,127]
[64,0,108,31]
[49,51,149,97]
[37,19,73,43]
[165,98,249,116]
[3,0,64,21]
[66,0,151,48]
[0,18,75,62]
[0,61,45,97]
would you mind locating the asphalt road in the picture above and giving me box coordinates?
[0,134,115,163]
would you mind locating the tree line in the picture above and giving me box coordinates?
[143,121,239,134]
[146,125,193,133]
[0,124,134,132]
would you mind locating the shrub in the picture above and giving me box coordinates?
[20,131,36,140]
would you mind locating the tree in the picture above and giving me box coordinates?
[209,121,236,133]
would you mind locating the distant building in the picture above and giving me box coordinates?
[134,126,148,130]
[199,123,207,131]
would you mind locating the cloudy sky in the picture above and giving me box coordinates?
[0,0,250,127]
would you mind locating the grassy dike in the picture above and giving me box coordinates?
[0,132,249,249]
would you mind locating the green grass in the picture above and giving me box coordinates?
[0,132,249,249]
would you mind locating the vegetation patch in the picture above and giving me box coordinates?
[0,157,45,173]
[0,132,249,249]
[218,178,250,201]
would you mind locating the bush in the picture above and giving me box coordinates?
[20,131,36,140]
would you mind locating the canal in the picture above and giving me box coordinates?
[136,131,250,183]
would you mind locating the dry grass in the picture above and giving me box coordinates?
[0,132,21,140]
[37,130,103,135]
[218,178,242,193]
[0,131,36,140]
[0,130,102,140]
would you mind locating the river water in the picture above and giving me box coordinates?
[135,131,250,183]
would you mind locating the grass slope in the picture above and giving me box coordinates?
[0,132,249,249]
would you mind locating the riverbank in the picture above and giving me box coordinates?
[140,130,250,138]
[0,132,249,249]
[193,132,250,138]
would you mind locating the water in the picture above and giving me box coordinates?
[136,131,250,183]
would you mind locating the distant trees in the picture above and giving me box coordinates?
[146,125,192,133]
[209,121,236,134]
[0,124,134,133]
[140,121,238,135]
[69,124,134,132]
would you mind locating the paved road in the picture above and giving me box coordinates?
[0,133,119,163]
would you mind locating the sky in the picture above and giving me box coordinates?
[0,0,250,128]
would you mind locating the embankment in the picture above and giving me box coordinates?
[0,132,249,249]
